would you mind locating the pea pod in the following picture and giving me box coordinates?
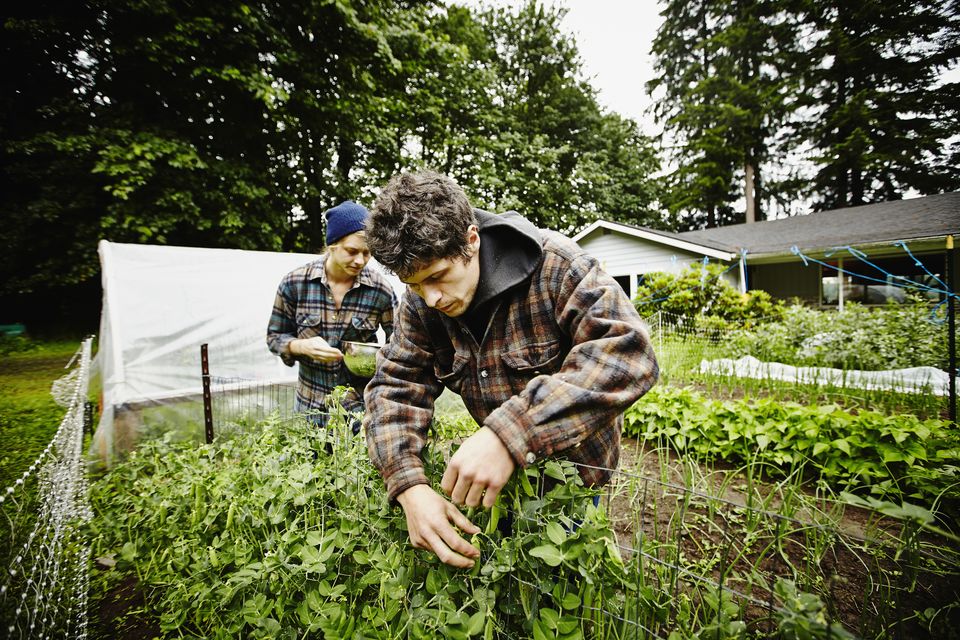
[470,534,482,577]
[225,500,236,530]
[485,496,502,536]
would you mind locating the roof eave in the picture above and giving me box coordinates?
[575,220,738,261]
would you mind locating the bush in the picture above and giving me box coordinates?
[726,296,947,370]
[634,263,784,328]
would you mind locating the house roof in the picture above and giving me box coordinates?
[576,192,960,262]
[677,192,960,258]
[572,219,738,260]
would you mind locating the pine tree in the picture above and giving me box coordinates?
[650,0,799,229]
[794,0,960,210]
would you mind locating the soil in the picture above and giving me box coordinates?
[91,570,162,640]
[608,437,960,640]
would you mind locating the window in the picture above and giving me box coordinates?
[613,275,630,295]
[821,254,945,306]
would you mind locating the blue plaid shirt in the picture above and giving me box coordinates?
[267,256,398,413]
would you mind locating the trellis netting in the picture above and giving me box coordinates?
[92,240,402,459]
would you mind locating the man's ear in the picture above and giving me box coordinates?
[466,225,480,255]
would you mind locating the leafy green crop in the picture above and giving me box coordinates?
[85,404,856,639]
[624,386,960,507]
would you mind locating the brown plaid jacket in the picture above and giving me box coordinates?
[364,226,659,501]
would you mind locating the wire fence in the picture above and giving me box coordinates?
[199,382,960,639]
[1,337,94,640]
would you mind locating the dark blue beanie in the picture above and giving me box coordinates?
[325,200,369,245]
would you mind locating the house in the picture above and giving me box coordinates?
[573,192,960,308]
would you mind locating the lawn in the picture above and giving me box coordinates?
[0,338,82,488]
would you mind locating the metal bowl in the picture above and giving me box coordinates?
[341,341,382,377]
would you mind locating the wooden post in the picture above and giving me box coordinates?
[201,343,214,444]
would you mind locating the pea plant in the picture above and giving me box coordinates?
[85,405,851,640]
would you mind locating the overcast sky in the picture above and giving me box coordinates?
[453,0,665,136]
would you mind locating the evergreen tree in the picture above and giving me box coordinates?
[649,0,799,230]
[794,0,960,210]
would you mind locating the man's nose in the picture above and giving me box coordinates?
[424,286,442,308]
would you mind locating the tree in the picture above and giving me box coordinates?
[794,0,960,210]
[0,3,107,296]
[468,1,660,233]
[649,0,799,230]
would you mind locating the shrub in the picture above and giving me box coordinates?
[634,263,783,328]
[726,296,947,370]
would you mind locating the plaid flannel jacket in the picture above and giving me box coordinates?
[267,256,397,412]
[364,228,659,501]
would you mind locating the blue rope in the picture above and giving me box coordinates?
[790,246,950,297]
[894,240,950,291]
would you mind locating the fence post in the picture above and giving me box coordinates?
[948,236,956,424]
[201,343,214,444]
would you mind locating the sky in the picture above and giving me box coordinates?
[454,0,666,136]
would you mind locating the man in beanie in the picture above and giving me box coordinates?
[267,200,398,430]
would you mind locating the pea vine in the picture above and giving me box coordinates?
[85,406,848,639]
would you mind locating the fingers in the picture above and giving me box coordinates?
[482,483,503,509]
[443,463,505,508]
[399,485,480,569]
[447,504,481,536]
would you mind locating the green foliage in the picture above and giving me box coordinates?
[650,0,801,226]
[795,0,960,210]
[634,262,784,327]
[86,413,628,639]
[623,386,960,507]
[726,298,947,370]
[84,404,859,639]
[2,0,662,309]
[650,0,960,224]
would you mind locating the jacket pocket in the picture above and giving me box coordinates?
[501,340,563,374]
[344,314,379,343]
[296,312,322,339]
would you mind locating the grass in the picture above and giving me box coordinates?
[0,338,82,488]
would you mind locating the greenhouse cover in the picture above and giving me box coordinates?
[91,240,402,459]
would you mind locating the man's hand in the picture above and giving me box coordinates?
[289,336,343,363]
[442,427,516,509]
[396,484,480,568]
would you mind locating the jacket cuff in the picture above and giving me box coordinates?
[273,336,297,366]
[483,397,537,468]
[384,459,430,503]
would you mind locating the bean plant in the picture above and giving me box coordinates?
[623,386,960,510]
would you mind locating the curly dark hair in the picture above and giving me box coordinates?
[368,171,477,279]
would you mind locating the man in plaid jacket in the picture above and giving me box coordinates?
[267,201,397,427]
[363,171,658,568]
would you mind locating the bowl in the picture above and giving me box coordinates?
[341,341,382,377]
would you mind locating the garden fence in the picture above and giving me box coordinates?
[1,337,94,639]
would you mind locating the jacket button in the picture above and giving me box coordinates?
[480,369,489,378]
[525,451,536,464]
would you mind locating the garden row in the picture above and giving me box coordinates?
[85,391,960,639]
